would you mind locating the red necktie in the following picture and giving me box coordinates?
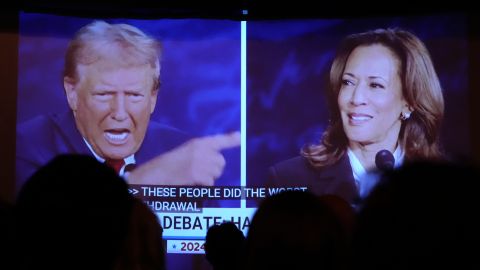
[105,159,125,175]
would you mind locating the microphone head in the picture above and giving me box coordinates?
[375,150,395,171]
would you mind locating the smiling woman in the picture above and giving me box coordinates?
[338,44,410,171]
[268,28,445,205]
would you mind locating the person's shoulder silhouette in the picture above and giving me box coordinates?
[205,222,246,270]
[15,154,133,270]
[1,199,14,270]
[354,160,480,269]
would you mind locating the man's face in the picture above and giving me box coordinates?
[65,64,158,160]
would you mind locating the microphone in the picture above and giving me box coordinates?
[375,149,395,171]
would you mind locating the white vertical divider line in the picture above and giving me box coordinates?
[241,21,247,209]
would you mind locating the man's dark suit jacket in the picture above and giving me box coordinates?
[16,111,190,193]
[268,154,359,205]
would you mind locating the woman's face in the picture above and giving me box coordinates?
[338,44,409,148]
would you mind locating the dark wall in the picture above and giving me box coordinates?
[0,9,18,203]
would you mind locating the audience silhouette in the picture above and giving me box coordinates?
[318,194,356,242]
[115,197,166,270]
[15,153,479,270]
[354,160,480,269]
[14,154,165,270]
[245,190,350,270]
[205,222,246,270]
[1,199,14,270]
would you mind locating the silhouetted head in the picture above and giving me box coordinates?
[318,194,356,239]
[245,191,350,270]
[205,222,246,270]
[15,154,133,270]
[354,160,480,269]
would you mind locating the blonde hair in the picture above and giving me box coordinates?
[64,20,161,91]
[303,28,444,167]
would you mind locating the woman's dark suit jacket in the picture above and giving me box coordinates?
[268,154,360,205]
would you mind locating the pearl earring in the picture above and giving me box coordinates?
[400,111,411,120]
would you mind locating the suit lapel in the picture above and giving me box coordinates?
[52,112,91,155]
[310,154,359,203]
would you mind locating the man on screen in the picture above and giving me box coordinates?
[16,20,240,193]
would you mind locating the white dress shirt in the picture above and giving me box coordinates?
[347,146,404,199]
[82,138,135,177]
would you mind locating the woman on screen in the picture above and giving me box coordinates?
[269,28,444,205]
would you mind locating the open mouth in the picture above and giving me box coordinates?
[104,129,130,145]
